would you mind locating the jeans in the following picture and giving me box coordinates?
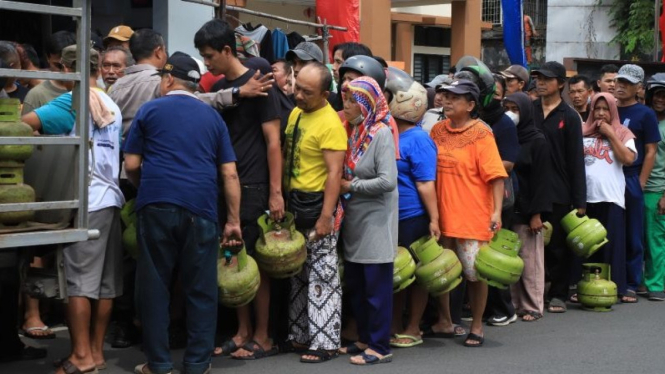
[137,204,219,374]
[624,173,645,291]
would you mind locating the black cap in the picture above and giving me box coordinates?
[531,61,566,80]
[441,79,480,102]
[154,51,201,83]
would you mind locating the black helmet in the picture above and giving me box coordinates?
[454,56,496,108]
[338,55,386,89]
[646,73,665,106]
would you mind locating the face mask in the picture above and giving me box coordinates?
[505,110,520,125]
[350,113,365,126]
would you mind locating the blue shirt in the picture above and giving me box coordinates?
[397,127,437,220]
[122,93,236,223]
[34,92,75,135]
[618,103,662,173]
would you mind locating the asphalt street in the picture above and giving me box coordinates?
[4,297,665,374]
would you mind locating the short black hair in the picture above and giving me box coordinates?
[493,73,506,98]
[568,74,591,89]
[598,64,619,81]
[373,55,388,68]
[302,62,332,92]
[449,66,457,74]
[194,19,236,56]
[129,28,164,62]
[45,30,76,57]
[332,42,372,61]
[21,44,40,67]
[103,46,135,67]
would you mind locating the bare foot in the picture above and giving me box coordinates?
[22,317,53,338]
[349,348,389,364]
[231,337,273,358]
[214,334,249,356]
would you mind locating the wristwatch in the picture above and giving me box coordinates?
[232,86,240,103]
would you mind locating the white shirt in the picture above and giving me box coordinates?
[583,136,637,208]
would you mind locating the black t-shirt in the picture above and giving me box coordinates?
[212,68,280,185]
[7,83,28,103]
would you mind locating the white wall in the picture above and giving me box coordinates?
[153,0,214,59]
[391,4,452,17]
[546,0,619,62]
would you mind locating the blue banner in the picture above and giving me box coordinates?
[502,0,527,67]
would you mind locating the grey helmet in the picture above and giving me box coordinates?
[646,73,665,107]
[385,67,428,123]
[338,55,386,89]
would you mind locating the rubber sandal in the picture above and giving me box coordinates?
[422,325,466,338]
[213,339,240,357]
[350,352,393,365]
[547,298,567,313]
[621,290,639,303]
[61,359,99,374]
[232,340,279,360]
[300,349,339,363]
[521,311,543,322]
[569,293,579,303]
[339,343,364,355]
[22,325,56,340]
[390,334,423,348]
[463,333,484,347]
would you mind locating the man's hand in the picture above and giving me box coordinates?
[239,71,275,98]
[222,222,242,247]
[269,192,285,221]
[429,220,441,241]
[658,195,665,215]
[529,214,543,234]
[313,215,334,241]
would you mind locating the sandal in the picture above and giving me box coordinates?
[300,349,339,363]
[389,334,423,348]
[60,359,99,374]
[22,325,56,340]
[350,352,393,365]
[422,325,467,338]
[463,333,484,347]
[339,343,364,355]
[279,340,308,354]
[569,293,579,303]
[547,298,567,313]
[621,290,638,303]
[54,357,106,370]
[213,339,240,357]
[232,340,279,360]
[521,311,543,322]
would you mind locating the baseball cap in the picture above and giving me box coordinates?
[285,42,323,63]
[616,64,644,85]
[104,25,134,44]
[426,74,452,88]
[500,65,529,83]
[531,61,566,80]
[154,51,201,83]
[440,79,480,102]
[60,44,100,69]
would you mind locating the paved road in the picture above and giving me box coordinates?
[3,297,665,374]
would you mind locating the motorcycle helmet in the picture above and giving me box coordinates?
[645,73,665,107]
[385,67,428,123]
[454,55,496,108]
[338,55,386,90]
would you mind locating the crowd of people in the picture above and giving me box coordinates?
[0,16,664,374]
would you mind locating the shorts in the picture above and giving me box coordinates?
[219,183,269,255]
[453,238,488,282]
[64,207,123,299]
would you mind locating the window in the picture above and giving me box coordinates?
[482,0,547,28]
[414,26,451,48]
[482,0,502,25]
[413,54,451,85]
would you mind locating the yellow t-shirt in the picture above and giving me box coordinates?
[284,104,347,192]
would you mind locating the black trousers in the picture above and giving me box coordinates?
[545,203,574,301]
[0,263,24,358]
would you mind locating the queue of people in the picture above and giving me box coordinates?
[0,17,664,374]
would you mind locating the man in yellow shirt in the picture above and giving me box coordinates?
[283,62,347,363]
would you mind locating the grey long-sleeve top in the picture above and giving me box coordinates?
[342,126,399,264]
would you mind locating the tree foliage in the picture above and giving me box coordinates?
[603,0,656,59]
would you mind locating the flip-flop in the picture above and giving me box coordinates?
[422,325,467,338]
[300,349,339,363]
[547,298,567,313]
[350,352,393,365]
[338,343,364,355]
[61,359,99,374]
[232,340,279,360]
[463,333,484,347]
[54,357,107,370]
[213,339,240,357]
[621,290,639,303]
[390,334,423,348]
[22,325,56,340]
[521,311,543,322]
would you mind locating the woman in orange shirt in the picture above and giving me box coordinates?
[430,80,507,347]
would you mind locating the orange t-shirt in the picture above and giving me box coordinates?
[430,119,508,241]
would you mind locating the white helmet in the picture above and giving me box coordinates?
[385,67,428,123]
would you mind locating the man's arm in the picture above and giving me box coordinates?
[124,153,142,188]
[21,112,42,132]
[313,150,345,240]
[262,119,284,220]
[640,143,658,189]
[197,71,275,110]
[219,162,242,246]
